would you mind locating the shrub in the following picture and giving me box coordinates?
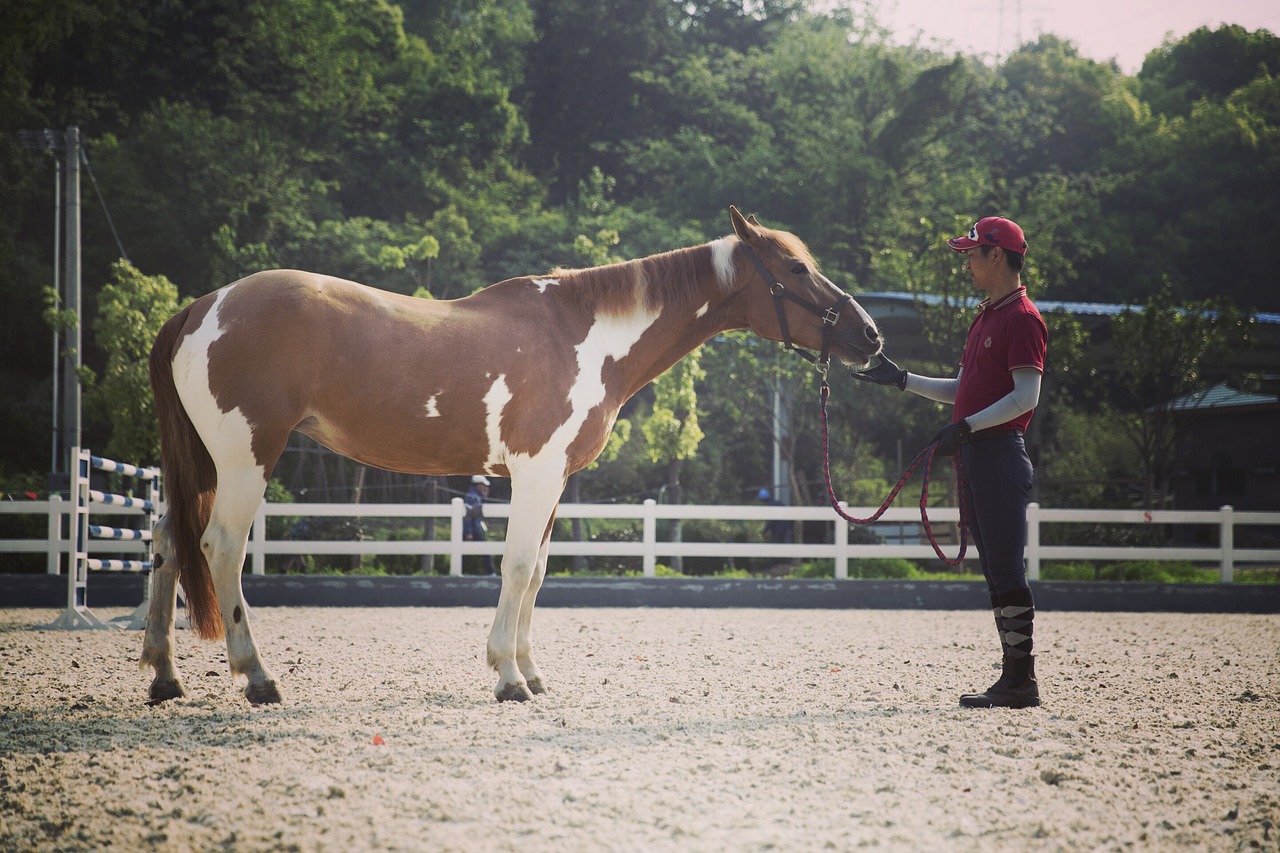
[848,557,919,580]
[792,561,833,579]
[1041,562,1096,581]
[1096,560,1207,583]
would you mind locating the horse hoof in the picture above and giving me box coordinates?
[526,678,548,695]
[148,678,186,704]
[495,682,533,702]
[245,681,283,706]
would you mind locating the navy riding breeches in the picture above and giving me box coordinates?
[958,432,1034,595]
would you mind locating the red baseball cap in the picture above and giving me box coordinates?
[948,216,1028,255]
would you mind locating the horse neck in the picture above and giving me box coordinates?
[582,240,745,399]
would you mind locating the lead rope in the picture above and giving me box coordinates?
[819,379,970,566]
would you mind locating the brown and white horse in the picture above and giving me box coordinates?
[143,205,882,704]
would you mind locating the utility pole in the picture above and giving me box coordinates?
[17,126,82,487]
[63,126,82,478]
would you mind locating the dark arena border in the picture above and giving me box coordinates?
[5,572,1279,613]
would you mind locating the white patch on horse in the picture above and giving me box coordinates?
[481,303,661,477]
[695,302,709,318]
[424,396,441,418]
[710,237,736,286]
[532,278,559,293]
[482,376,513,475]
[171,287,264,481]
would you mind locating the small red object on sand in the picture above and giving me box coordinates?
[372,735,385,746]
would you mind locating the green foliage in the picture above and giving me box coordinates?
[847,557,920,580]
[642,348,706,465]
[88,261,188,465]
[1097,560,1208,583]
[2,3,1277,517]
[1106,285,1249,507]
[1041,562,1098,581]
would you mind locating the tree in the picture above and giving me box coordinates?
[1138,25,1280,118]
[1105,286,1250,508]
[642,349,706,572]
[88,261,189,465]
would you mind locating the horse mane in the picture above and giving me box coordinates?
[552,242,727,317]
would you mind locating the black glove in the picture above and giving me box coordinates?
[851,354,907,390]
[931,419,971,457]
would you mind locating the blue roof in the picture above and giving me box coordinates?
[859,292,1280,325]
[1164,382,1279,412]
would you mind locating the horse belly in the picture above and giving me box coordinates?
[294,408,496,477]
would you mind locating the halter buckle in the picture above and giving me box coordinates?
[822,305,841,326]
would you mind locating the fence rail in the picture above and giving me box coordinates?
[4,498,1277,582]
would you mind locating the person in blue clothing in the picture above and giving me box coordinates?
[759,488,793,544]
[464,475,495,575]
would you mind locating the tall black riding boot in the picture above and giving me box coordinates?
[960,588,1040,709]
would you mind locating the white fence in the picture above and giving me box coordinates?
[3,497,1277,582]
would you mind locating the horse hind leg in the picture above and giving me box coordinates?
[140,515,185,702]
[205,467,282,705]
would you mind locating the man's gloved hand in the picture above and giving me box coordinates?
[851,354,907,390]
[931,419,971,457]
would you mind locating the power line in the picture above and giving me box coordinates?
[80,148,130,263]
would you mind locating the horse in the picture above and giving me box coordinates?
[142,205,882,704]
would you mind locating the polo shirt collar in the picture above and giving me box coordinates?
[979,286,1027,312]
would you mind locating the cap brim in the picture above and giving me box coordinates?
[947,236,979,252]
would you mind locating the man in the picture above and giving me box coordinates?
[855,216,1046,709]
[463,475,495,575]
[758,488,793,545]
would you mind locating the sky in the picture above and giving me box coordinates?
[854,0,1280,73]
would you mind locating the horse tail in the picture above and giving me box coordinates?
[149,304,224,640]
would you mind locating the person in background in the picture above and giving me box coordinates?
[758,488,793,545]
[464,474,495,575]
[854,216,1046,709]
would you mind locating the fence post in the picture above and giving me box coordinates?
[1026,502,1041,581]
[1219,505,1234,583]
[642,499,657,578]
[450,497,464,576]
[252,502,267,575]
[834,507,849,579]
[46,495,63,575]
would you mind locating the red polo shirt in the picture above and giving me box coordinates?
[953,287,1047,431]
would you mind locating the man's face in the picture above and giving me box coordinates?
[960,246,997,291]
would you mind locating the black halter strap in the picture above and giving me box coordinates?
[739,240,853,374]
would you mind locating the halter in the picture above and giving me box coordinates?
[739,240,853,377]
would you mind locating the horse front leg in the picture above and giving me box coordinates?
[516,526,554,695]
[139,516,185,702]
[487,483,560,702]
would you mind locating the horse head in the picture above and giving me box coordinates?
[729,205,882,370]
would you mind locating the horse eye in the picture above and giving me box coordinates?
[791,263,808,275]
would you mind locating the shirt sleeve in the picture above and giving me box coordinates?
[1007,311,1048,373]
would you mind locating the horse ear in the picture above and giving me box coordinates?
[729,205,758,242]
[747,214,760,226]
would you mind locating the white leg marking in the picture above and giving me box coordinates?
[141,515,184,699]
[484,303,661,698]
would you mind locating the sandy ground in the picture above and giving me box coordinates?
[1,606,1277,852]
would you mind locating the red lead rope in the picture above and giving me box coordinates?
[819,381,970,567]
